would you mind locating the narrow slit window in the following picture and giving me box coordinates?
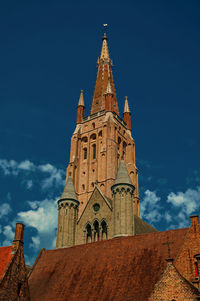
[92,144,96,159]
[83,148,87,160]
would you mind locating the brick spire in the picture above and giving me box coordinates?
[123,96,131,130]
[76,89,85,124]
[90,33,119,115]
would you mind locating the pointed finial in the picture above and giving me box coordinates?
[124,96,130,113]
[78,89,85,106]
[102,24,108,39]
[100,32,110,60]
[102,32,108,40]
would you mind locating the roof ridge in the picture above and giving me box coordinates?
[28,248,45,279]
[0,246,17,285]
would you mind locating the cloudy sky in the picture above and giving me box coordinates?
[0,0,200,265]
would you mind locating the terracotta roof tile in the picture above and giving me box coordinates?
[0,246,14,281]
[29,228,188,301]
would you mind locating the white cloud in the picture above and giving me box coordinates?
[0,158,65,191]
[27,201,40,210]
[18,160,35,171]
[1,225,15,246]
[0,203,12,218]
[26,180,33,189]
[140,190,162,224]
[30,236,40,250]
[18,198,57,233]
[164,212,172,223]
[140,186,200,229]
[0,159,18,175]
[167,186,200,228]
[38,163,65,190]
[17,198,58,252]
[167,187,200,215]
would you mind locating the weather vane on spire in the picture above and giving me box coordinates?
[103,24,108,37]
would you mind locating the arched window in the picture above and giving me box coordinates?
[118,137,121,151]
[101,220,108,240]
[92,144,96,159]
[86,223,92,243]
[83,148,87,159]
[123,141,127,150]
[98,130,102,137]
[90,133,96,140]
[82,136,88,143]
[92,122,95,129]
[93,220,100,241]
[123,141,127,158]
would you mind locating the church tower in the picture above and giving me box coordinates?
[55,32,151,249]
[66,33,139,217]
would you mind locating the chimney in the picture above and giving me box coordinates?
[13,223,24,250]
[190,215,199,233]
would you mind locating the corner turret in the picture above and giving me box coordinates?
[56,176,79,248]
[111,159,135,238]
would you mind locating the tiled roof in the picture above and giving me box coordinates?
[0,246,14,281]
[134,215,158,234]
[29,228,187,301]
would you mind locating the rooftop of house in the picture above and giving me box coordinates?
[29,227,189,301]
[0,246,14,281]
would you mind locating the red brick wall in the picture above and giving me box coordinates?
[0,246,30,301]
[149,262,199,300]
[175,216,200,291]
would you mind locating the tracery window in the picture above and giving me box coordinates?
[101,220,108,240]
[93,220,100,241]
[86,223,92,243]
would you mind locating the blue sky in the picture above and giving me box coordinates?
[0,0,200,264]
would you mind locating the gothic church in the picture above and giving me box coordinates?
[1,33,200,301]
[56,33,156,249]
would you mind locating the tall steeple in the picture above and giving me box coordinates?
[90,33,119,115]
[66,32,140,220]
